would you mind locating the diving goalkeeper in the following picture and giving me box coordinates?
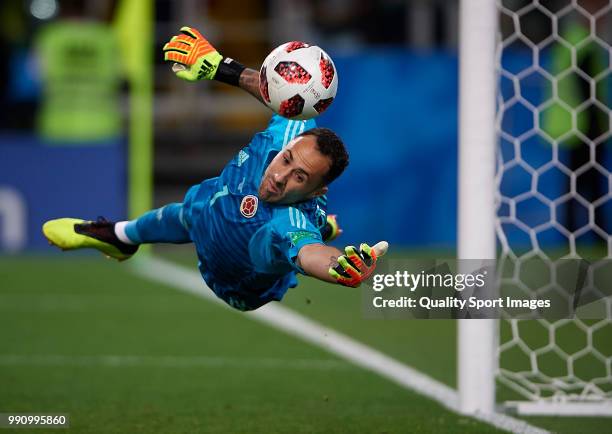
[43,27,388,312]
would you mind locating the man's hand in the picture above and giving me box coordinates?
[322,214,342,242]
[329,242,388,288]
[163,26,223,82]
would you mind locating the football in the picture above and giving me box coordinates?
[259,42,338,120]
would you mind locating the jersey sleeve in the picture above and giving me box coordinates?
[243,115,317,161]
[263,114,317,150]
[249,206,323,275]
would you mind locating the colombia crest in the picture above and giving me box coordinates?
[240,195,258,218]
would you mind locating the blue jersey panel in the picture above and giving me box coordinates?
[182,115,326,311]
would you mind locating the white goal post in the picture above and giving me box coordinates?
[458,0,612,417]
[458,0,498,416]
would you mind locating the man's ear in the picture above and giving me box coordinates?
[308,185,328,199]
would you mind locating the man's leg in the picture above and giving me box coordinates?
[117,204,191,245]
[43,203,191,261]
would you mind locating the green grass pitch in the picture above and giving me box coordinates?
[0,252,609,433]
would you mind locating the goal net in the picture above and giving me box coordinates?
[495,0,612,415]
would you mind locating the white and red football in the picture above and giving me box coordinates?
[259,42,338,120]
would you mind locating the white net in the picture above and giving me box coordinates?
[495,0,612,407]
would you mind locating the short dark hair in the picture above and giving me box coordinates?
[298,127,349,185]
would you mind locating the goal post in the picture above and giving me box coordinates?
[459,0,612,417]
[457,0,498,416]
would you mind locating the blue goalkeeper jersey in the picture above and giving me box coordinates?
[182,115,327,311]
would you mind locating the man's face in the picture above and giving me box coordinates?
[258,135,330,204]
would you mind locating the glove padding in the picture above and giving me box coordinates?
[163,26,223,81]
[329,242,388,288]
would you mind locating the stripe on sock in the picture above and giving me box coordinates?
[115,221,138,245]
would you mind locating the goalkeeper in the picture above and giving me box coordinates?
[43,27,388,311]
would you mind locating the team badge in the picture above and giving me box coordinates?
[240,195,258,218]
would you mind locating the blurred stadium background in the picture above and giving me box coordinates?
[0,0,610,433]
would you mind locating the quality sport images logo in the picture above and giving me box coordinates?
[240,195,258,218]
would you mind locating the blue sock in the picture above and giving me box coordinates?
[124,204,191,244]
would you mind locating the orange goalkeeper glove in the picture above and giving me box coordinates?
[163,26,223,82]
[329,241,388,288]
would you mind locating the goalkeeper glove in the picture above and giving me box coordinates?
[163,26,222,81]
[321,214,342,242]
[329,242,388,288]
[163,26,245,84]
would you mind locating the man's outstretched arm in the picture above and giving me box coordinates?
[163,26,263,103]
[297,243,343,284]
[297,242,388,287]
[238,69,263,103]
